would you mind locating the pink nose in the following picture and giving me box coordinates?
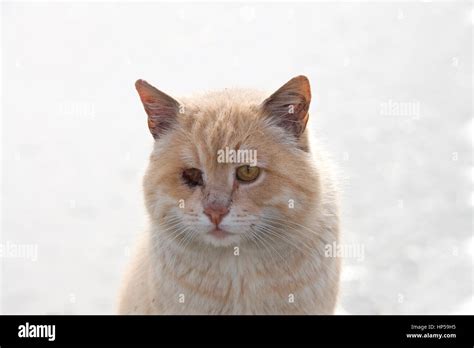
[203,205,229,226]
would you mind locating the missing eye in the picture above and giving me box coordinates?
[182,168,203,187]
[236,165,260,183]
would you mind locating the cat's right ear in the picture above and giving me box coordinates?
[135,79,180,139]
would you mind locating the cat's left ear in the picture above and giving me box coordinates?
[135,79,180,139]
[261,75,311,138]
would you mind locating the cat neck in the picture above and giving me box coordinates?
[151,229,316,279]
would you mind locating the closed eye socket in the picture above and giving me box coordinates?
[182,168,203,187]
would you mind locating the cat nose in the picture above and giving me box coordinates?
[203,205,229,226]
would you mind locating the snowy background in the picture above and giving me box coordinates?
[1,1,472,314]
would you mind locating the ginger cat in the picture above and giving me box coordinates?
[118,76,341,314]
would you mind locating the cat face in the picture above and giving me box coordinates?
[137,76,320,248]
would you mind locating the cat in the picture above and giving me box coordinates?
[118,75,341,314]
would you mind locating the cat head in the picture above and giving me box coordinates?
[136,76,320,248]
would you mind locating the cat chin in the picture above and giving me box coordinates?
[201,233,242,248]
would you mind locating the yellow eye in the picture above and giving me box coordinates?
[236,165,260,183]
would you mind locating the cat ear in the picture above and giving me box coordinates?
[261,75,311,138]
[135,79,180,139]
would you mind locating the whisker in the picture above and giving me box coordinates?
[257,223,316,257]
[261,216,332,246]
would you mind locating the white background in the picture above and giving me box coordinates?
[1,1,472,314]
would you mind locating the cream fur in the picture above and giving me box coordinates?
[118,77,341,314]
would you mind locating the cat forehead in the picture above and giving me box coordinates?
[173,90,273,168]
[186,88,266,102]
[181,89,266,115]
[179,89,268,139]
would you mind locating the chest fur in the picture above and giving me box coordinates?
[150,244,333,314]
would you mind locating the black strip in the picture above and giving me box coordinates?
[0,315,471,346]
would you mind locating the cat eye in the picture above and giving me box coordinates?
[236,165,260,183]
[182,168,203,187]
